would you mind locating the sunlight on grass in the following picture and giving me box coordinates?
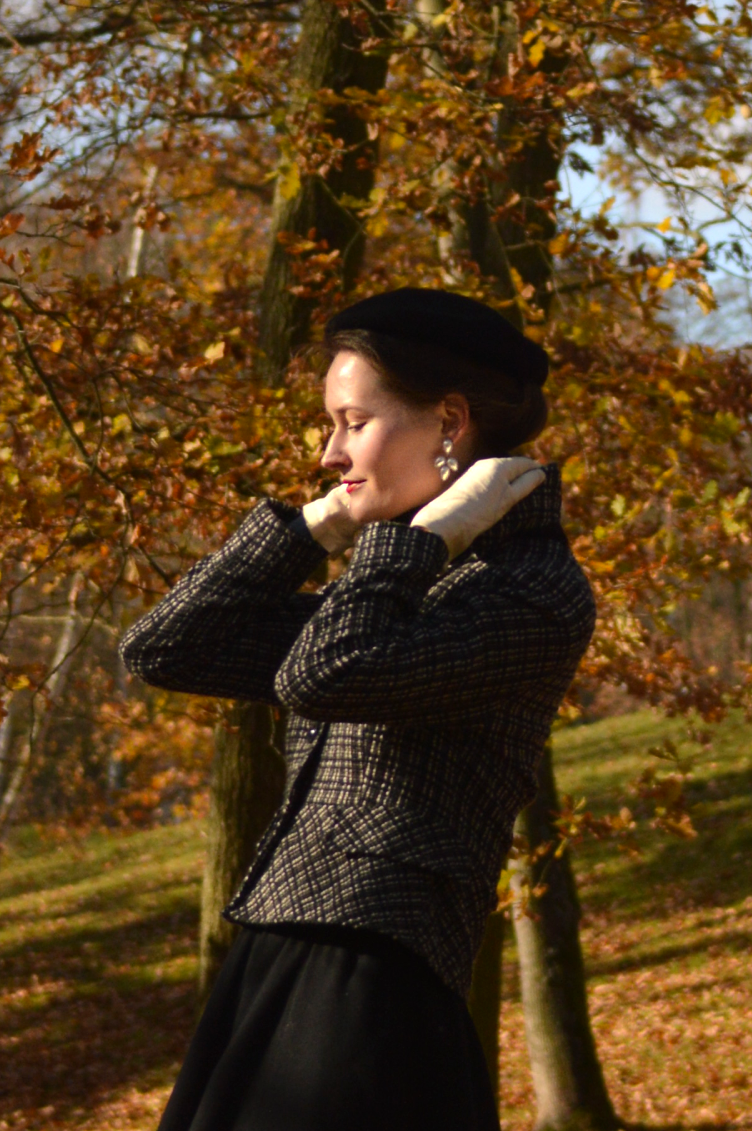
[0,823,205,1130]
[499,709,752,1131]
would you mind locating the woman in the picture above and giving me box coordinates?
[119,287,596,1131]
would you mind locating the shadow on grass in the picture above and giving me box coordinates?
[570,760,752,920]
[0,904,202,1121]
[586,926,752,980]
[1,871,200,941]
[0,829,201,903]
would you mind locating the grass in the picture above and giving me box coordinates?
[0,824,205,1130]
[500,709,752,1131]
[1,708,751,1130]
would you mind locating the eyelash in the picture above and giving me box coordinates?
[347,423,365,433]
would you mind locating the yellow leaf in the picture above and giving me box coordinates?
[366,212,389,238]
[657,216,672,233]
[657,268,676,290]
[388,131,406,151]
[509,266,527,295]
[431,11,449,27]
[548,231,569,256]
[695,281,716,314]
[204,340,226,362]
[7,673,31,690]
[529,39,546,67]
[561,455,586,483]
[50,338,64,353]
[130,333,152,355]
[590,560,616,574]
[496,869,511,896]
[704,95,733,124]
[402,21,418,41]
[111,413,132,437]
[277,160,301,202]
[565,82,597,101]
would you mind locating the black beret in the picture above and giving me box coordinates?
[325,287,548,387]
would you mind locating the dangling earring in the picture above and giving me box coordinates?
[435,437,459,482]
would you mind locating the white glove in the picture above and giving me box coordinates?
[410,457,546,561]
[301,484,362,554]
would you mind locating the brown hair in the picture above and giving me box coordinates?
[318,328,548,457]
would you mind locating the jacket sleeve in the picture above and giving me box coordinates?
[118,498,329,703]
[274,521,596,726]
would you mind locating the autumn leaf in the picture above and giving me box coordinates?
[0,213,24,239]
[203,340,226,362]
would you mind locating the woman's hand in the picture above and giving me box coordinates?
[410,457,546,561]
[301,484,362,554]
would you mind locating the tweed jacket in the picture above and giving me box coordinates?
[119,463,595,998]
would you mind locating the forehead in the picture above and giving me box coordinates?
[323,350,386,413]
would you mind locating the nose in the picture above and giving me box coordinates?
[320,427,351,471]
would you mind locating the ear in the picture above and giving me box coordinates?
[439,393,472,441]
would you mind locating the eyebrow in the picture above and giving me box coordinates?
[325,403,369,418]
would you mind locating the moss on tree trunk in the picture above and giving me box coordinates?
[198,702,285,1008]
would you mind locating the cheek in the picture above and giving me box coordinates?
[369,423,437,484]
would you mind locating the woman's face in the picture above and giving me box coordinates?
[321,350,455,524]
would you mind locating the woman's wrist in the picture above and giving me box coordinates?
[301,495,360,554]
[410,512,459,560]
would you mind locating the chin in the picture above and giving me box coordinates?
[349,494,394,524]
[366,502,420,525]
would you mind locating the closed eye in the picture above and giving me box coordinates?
[347,422,366,433]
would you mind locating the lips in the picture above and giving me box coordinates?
[343,479,366,494]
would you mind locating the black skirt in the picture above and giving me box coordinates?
[157,923,500,1131]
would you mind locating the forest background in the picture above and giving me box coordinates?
[1,1,751,1129]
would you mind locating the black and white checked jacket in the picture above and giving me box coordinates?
[119,464,595,997]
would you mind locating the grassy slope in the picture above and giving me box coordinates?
[500,710,752,1131]
[1,709,750,1130]
[0,825,204,1130]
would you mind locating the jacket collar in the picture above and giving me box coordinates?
[463,462,563,560]
[393,462,563,563]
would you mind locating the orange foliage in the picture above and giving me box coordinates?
[0,0,750,826]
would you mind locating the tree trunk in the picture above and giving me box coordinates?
[425,5,614,1121]
[0,572,84,837]
[198,701,286,1008]
[198,0,390,999]
[419,0,565,325]
[470,1,564,322]
[258,0,391,383]
[126,163,158,279]
[510,745,619,1131]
